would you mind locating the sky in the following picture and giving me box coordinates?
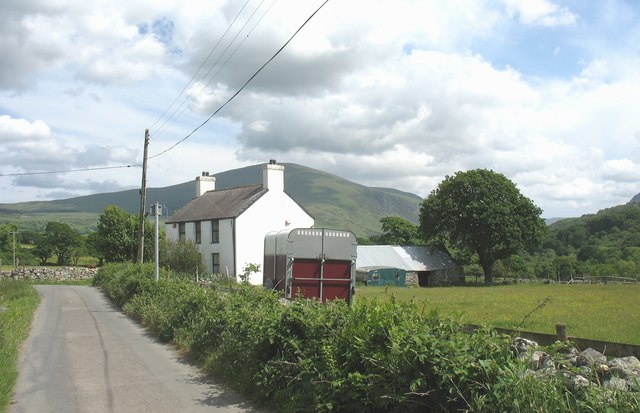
[1,0,639,219]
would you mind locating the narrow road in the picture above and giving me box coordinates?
[10,285,262,413]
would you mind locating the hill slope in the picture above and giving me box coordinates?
[0,163,422,237]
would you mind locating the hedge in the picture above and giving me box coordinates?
[93,263,640,412]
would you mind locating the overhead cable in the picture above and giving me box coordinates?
[0,164,141,178]
[149,0,255,137]
[149,0,330,160]
[151,0,278,142]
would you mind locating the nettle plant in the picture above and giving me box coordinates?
[239,263,260,284]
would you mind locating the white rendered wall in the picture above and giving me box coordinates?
[165,223,179,241]
[236,190,314,285]
[165,219,235,275]
[195,219,235,276]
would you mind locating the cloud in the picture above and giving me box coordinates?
[602,159,640,183]
[0,115,138,179]
[0,114,51,142]
[502,0,577,27]
[0,0,172,90]
[1,0,639,220]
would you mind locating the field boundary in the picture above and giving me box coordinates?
[464,324,640,358]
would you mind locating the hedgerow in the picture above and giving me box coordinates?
[93,263,640,412]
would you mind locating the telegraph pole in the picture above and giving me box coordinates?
[152,203,162,281]
[12,231,17,268]
[137,129,150,263]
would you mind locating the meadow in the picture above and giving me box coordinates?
[356,283,640,344]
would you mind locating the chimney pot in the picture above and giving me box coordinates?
[263,162,284,192]
[196,174,216,196]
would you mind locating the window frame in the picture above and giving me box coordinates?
[195,221,202,244]
[211,220,219,244]
[178,222,186,241]
[212,253,220,274]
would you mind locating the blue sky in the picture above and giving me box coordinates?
[0,0,639,218]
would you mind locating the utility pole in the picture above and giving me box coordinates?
[151,202,162,281]
[137,129,150,263]
[12,231,17,268]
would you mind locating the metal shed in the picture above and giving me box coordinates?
[356,266,406,287]
[264,228,357,303]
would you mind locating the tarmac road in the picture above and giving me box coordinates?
[10,285,262,413]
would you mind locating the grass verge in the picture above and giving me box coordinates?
[0,279,39,413]
[29,279,93,286]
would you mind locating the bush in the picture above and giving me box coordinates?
[159,238,206,276]
[93,264,640,412]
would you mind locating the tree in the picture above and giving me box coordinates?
[85,232,104,265]
[38,222,81,265]
[96,205,153,263]
[553,255,577,280]
[376,216,422,245]
[419,169,546,284]
[0,223,18,254]
[159,238,205,275]
[32,234,54,265]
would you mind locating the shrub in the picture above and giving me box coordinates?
[159,238,206,276]
[92,264,640,412]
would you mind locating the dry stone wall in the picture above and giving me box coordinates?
[0,266,96,282]
[514,337,640,394]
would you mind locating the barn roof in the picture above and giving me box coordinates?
[166,185,267,223]
[356,245,461,272]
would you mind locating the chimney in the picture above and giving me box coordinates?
[196,171,216,197]
[262,161,284,192]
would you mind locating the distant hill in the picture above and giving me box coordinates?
[629,192,640,204]
[0,163,422,237]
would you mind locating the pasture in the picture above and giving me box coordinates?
[356,283,640,345]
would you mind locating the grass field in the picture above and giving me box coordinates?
[356,283,640,345]
[0,280,39,413]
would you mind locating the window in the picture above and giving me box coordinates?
[211,220,219,243]
[178,223,185,241]
[195,221,201,244]
[212,253,220,274]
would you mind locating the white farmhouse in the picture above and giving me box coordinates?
[165,161,315,285]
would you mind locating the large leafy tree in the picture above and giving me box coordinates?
[96,205,153,263]
[33,234,54,265]
[419,169,546,283]
[38,222,82,265]
[377,216,423,245]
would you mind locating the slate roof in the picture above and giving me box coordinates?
[166,185,267,223]
[356,245,461,272]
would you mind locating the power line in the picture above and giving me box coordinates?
[150,0,277,143]
[0,164,141,178]
[149,0,255,136]
[149,0,330,160]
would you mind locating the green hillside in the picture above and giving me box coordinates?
[0,163,422,237]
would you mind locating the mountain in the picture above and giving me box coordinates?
[0,163,422,237]
[629,193,640,204]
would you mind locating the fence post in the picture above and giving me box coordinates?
[556,323,568,341]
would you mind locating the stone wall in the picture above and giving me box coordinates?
[514,337,640,393]
[0,266,97,281]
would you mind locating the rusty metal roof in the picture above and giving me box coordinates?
[166,185,267,223]
[356,245,461,272]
